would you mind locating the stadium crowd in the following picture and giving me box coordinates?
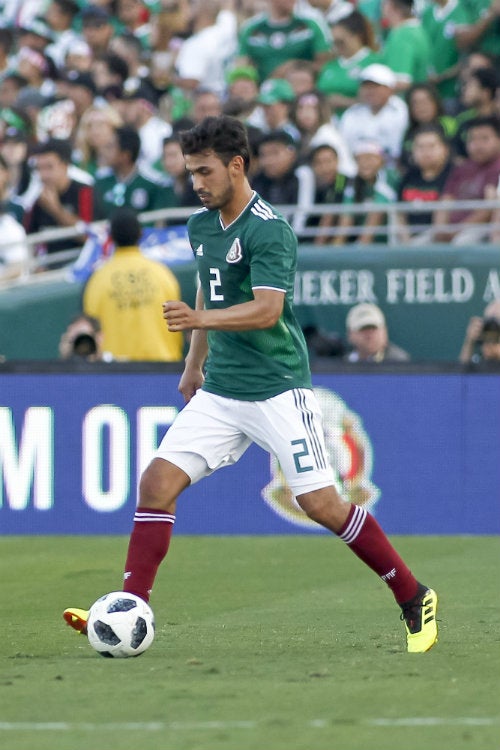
[0,0,499,360]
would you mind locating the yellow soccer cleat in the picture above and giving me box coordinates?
[63,607,89,636]
[400,587,438,653]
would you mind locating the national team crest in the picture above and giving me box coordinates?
[226,238,243,264]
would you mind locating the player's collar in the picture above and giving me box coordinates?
[218,190,257,231]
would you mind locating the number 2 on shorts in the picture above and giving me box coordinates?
[291,438,313,473]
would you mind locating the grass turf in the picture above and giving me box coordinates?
[1,535,499,750]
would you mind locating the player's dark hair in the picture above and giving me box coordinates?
[115,125,141,163]
[109,206,142,246]
[179,116,251,173]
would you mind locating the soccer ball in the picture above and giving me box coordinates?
[87,592,155,658]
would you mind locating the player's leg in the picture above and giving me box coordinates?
[64,390,252,633]
[247,389,438,652]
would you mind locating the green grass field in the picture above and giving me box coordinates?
[1,535,499,750]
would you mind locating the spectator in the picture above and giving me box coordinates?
[83,207,184,361]
[454,67,499,158]
[339,64,409,169]
[16,17,55,55]
[80,5,115,57]
[0,157,29,281]
[63,39,93,74]
[305,143,348,244]
[283,59,318,98]
[317,10,380,116]
[25,138,104,268]
[433,116,500,244]
[15,47,56,99]
[95,125,170,217]
[91,52,130,97]
[251,129,315,236]
[459,301,500,363]
[0,73,28,110]
[110,32,150,81]
[0,145,25,222]
[421,0,472,112]
[0,27,15,77]
[45,0,82,69]
[58,313,108,361]
[173,0,238,96]
[454,0,500,61]
[344,302,411,362]
[0,125,34,211]
[336,139,397,244]
[224,65,266,131]
[190,88,223,124]
[237,0,332,83]
[73,104,124,177]
[159,136,199,208]
[397,124,453,243]
[120,77,172,169]
[257,78,300,142]
[400,82,457,169]
[116,0,152,49]
[381,0,431,92]
[59,70,98,122]
[291,90,356,175]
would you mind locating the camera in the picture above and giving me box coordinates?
[71,333,98,359]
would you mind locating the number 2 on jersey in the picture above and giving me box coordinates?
[209,267,224,301]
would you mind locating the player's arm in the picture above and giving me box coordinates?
[175,285,208,403]
[163,287,285,332]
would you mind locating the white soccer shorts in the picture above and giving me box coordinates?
[155,388,335,496]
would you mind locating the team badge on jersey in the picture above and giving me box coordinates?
[226,238,243,264]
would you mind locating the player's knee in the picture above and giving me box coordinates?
[138,458,187,512]
[296,486,347,530]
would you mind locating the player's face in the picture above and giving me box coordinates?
[184,151,235,210]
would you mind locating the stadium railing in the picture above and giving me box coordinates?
[1,197,499,288]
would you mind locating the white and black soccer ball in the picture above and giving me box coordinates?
[87,592,155,658]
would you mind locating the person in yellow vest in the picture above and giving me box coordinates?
[83,207,183,361]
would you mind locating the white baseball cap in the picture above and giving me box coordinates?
[346,303,386,331]
[359,64,396,88]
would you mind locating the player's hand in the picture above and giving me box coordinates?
[163,300,199,331]
[178,366,204,403]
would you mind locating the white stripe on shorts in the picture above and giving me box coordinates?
[134,512,176,524]
[339,505,367,544]
[293,389,327,469]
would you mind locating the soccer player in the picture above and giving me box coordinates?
[64,115,438,653]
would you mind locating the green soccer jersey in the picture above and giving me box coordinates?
[317,47,381,109]
[382,20,431,85]
[463,0,500,56]
[95,168,170,218]
[187,193,312,400]
[238,12,331,82]
[421,0,472,100]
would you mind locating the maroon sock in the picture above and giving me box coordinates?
[338,504,419,605]
[123,508,175,603]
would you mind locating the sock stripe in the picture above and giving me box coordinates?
[134,512,175,524]
[339,505,367,544]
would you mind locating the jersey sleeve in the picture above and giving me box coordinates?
[248,218,297,293]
